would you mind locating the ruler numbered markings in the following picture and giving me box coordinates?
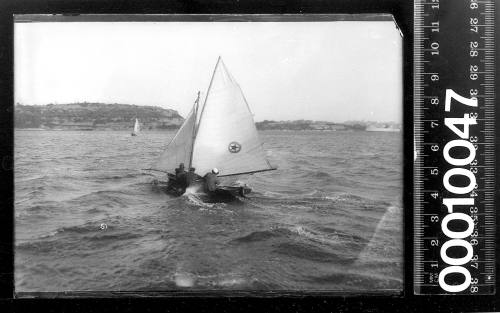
[414,0,495,294]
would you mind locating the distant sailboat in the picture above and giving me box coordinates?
[131,118,140,136]
[149,56,276,197]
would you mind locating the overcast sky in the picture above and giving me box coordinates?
[15,21,402,123]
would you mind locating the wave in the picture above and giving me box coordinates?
[289,225,369,248]
[315,226,368,244]
[92,172,140,181]
[40,217,140,238]
[86,207,106,214]
[17,222,143,253]
[24,204,56,212]
[253,190,377,205]
[275,241,355,264]
[68,190,133,208]
[231,225,317,244]
[255,189,323,201]
[232,230,278,243]
[16,185,49,200]
[51,223,103,235]
[232,224,366,248]
[301,170,334,180]
[250,192,393,220]
[85,230,142,242]
[15,201,60,219]
[306,192,372,204]
[16,240,57,253]
[15,175,49,184]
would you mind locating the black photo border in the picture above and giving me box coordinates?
[0,0,498,312]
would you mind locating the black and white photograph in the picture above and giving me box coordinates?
[14,15,403,294]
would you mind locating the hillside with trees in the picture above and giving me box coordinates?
[15,102,184,130]
[256,120,364,131]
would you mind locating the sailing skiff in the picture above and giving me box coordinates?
[131,118,140,136]
[148,56,276,197]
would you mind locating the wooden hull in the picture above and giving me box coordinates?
[217,185,252,197]
[165,175,251,200]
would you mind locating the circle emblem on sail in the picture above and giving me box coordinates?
[228,141,242,153]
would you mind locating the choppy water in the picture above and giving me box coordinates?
[15,130,403,293]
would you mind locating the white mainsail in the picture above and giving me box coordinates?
[191,57,274,176]
[133,118,140,135]
[153,108,196,172]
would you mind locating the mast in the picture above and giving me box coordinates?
[188,91,200,169]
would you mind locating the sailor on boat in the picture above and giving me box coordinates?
[186,167,199,187]
[203,168,221,194]
[175,163,186,180]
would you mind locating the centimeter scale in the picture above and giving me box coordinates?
[414,0,495,294]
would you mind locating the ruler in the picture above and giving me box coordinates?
[414,0,495,294]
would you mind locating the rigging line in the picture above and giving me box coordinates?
[218,167,277,178]
[141,168,172,174]
[194,56,221,139]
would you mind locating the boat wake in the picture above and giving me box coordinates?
[181,185,227,209]
[184,193,216,208]
[182,184,213,207]
[184,184,204,195]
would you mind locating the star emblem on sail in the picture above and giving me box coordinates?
[228,142,241,153]
[153,56,276,177]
